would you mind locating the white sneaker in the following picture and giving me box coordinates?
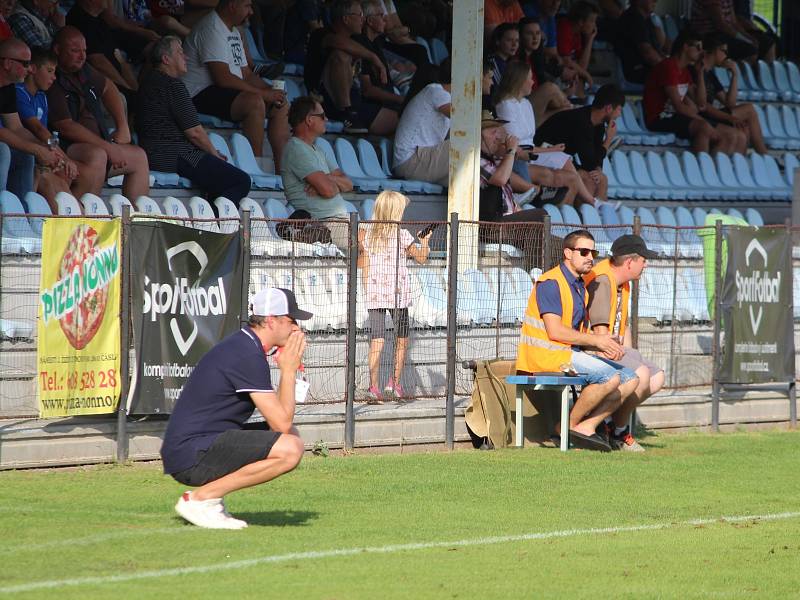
[175,492,248,529]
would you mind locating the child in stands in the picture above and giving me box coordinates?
[358,190,432,402]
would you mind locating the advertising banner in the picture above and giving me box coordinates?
[129,222,243,413]
[37,219,122,417]
[719,228,794,383]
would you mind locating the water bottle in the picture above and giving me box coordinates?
[47,132,59,150]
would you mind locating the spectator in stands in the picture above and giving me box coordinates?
[516,228,639,452]
[280,96,353,249]
[393,60,450,187]
[533,83,625,203]
[484,0,524,39]
[9,0,64,51]
[586,234,663,452]
[732,0,777,63]
[66,0,145,95]
[275,0,323,64]
[556,0,598,100]
[522,0,581,90]
[487,22,519,87]
[137,36,251,205]
[482,59,495,114]
[694,34,768,155]
[146,0,189,37]
[357,190,431,403]
[182,0,289,168]
[352,1,404,109]
[0,0,15,41]
[494,61,595,207]
[17,48,107,209]
[614,0,666,86]
[517,16,571,123]
[377,0,431,69]
[49,27,151,200]
[304,0,398,135]
[643,33,722,154]
[115,0,189,38]
[690,0,761,64]
[0,38,60,199]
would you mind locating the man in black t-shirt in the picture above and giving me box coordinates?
[0,38,60,200]
[136,36,250,204]
[161,288,311,530]
[614,0,664,85]
[534,84,625,202]
[352,2,403,111]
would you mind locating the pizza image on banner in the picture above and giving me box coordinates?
[37,219,122,417]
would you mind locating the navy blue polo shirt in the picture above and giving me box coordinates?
[161,326,274,474]
[535,262,586,330]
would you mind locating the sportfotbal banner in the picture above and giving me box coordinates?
[37,218,122,417]
[128,222,244,414]
[719,228,794,383]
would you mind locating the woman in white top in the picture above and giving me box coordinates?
[494,61,596,206]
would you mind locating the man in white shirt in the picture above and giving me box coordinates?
[182,0,289,169]
[392,66,451,186]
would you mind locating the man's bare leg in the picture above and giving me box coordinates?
[231,90,267,157]
[266,101,290,170]
[322,49,354,110]
[67,143,107,197]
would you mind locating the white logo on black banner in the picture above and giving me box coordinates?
[735,238,781,335]
[141,241,228,356]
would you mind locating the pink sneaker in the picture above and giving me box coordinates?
[383,380,405,400]
[366,385,382,404]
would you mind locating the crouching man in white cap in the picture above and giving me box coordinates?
[161,287,312,529]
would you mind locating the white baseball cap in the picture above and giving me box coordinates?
[250,288,313,321]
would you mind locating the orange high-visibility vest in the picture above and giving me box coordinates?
[584,259,630,338]
[516,264,588,374]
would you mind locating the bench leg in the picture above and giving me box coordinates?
[560,386,570,452]
[515,387,523,447]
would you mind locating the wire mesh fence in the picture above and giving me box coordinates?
[2,213,800,417]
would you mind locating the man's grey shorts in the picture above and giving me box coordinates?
[618,347,664,379]
[571,351,638,386]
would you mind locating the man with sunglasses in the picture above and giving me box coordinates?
[161,287,311,529]
[585,234,663,451]
[517,229,639,451]
[281,95,353,250]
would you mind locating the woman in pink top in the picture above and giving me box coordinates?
[358,191,431,402]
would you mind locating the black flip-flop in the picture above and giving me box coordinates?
[569,429,612,452]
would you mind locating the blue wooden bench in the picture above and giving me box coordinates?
[505,374,588,452]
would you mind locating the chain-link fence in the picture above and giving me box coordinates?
[2,212,799,419]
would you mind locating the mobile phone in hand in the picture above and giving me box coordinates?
[417,223,442,238]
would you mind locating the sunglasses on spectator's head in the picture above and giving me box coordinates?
[570,246,599,258]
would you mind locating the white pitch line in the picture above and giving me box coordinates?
[1,511,798,595]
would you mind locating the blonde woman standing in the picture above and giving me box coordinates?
[358,190,432,402]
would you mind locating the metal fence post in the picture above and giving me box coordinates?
[116,206,132,462]
[711,219,723,432]
[240,209,251,328]
[445,212,459,449]
[786,218,796,429]
[344,212,359,451]
[631,216,641,349]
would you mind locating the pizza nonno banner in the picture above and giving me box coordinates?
[37,219,122,417]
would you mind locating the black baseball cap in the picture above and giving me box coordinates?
[609,234,658,259]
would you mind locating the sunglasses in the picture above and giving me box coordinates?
[570,247,599,258]
[2,56,31,67]
[309,111,327,120]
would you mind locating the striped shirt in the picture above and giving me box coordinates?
[135,70,206,172]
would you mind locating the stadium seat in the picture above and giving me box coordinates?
[360,198,375,220]
[745,207,764,227]
[211,197,238,233]
[784,153,799,187]
[109,194,133,216]
[208,132,234,162]
[635,206,671,256]
[757,59,795,102]
[0,190,41,253]
[695,152,741,199]
[740,61,776,101]
[611,151,652,199]
[458,268,495,325]
[409,267,448,327]
[579,203,611,253]
[620,103,674,145]
[161,196,190,224]
[239,197,265,219]
[483,268,522,324]
[55,191,82,215]
[429,37,449,65]
[332,138,382,192]
[645,151,685,200]
[189,196,221,232]
[628,150,669,199]
[22,192,51,235]
[150,171,180,187]
[691,206,708,227]
[355,139,416,192]
[656,205,700,257]
[559,203,582,226]
[785,60,800,94]
[415,36,434,62]
[602,157,632,198]
[749,153,791,200]
[230,132,283,189]
[598,203,628,240]
[80,193,110,215]
[771,61,800,102]
[730,153,774,200]
[726,207,745,220]
[135,195,165,215]
[661,151,704,200]
[765,105,800,150]
[617,204,635,226]
[674,205,703,248]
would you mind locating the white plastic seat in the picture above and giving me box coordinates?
[229,132,282,189]
[457,268,495,325]
[55,191,82,216]
[161,196,190,224]
[80,193,110,215]
[212,197,238,233]
[22,191,51,235]
[109,194,133,216]
[188,196,220,232]
[0,190,41,253]
[135,195,165,215]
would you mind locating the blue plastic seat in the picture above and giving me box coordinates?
[771,61,800,102]
[726,207,744,220]
[603,157,631,198]
[691,206,708,227]
[636,206,671,256]
[559,203,583,226]
[733,63,763,101]
[731,153,773,200]
[612,151,652,199]
[598,203,628,240]
[360,198,375,220]
[750,153,791,200]
[209,132,234,161]
[656,205,700,257]
[784,153,799,187]
[353,139,406,192]
[757,59,795,102]
[332,137,382,192]
[695,152,741,199]
[617,204,635,226]
[661,151,704,200]
[429,37,449,65]
[741,61,777,101]
[0,190,41,253]
[230,132,283,189]
[198,113,236,128]
[578,203,611,253]
[786,61,800,94]
[745,207,764,226]
[621,103,674,145]
[765,105,800,150]
[628,150,668,199]
[542,203,570,237]
[415,36,434,62]
[674,205,703,248]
